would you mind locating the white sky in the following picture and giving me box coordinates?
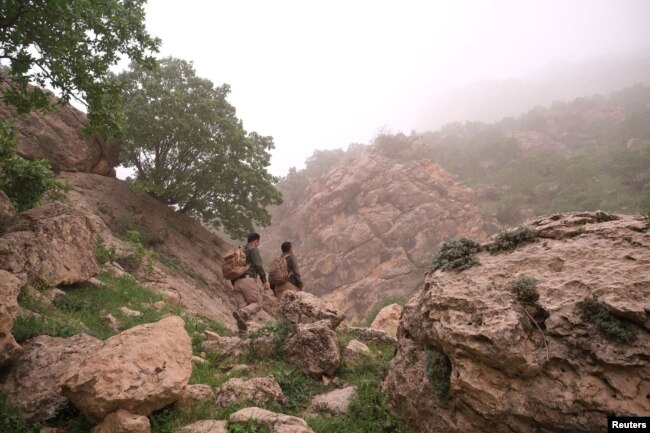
[139,0,650,177]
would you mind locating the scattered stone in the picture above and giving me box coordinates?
[103,262,127,278]
[119,306,142,317]
[50,288,67,303]
[306,386,357,416]
[176,384,216,409]
[87,277,106,287]
[177,420,227,433]
[201,332,274,364]
[215,376,287,408]
[229,407,314,433]
[191,355,206,365]
[153,301,166,310]
[369,303,403,337]
[280,291,345,329]
[102,313,121,333]
[91,409,151,433]
[200,351,207,359]
[228,364,251,375]
[283,320,340,376]
[342,339,372,367]
[347,326,397,345]
[61,316,192,421]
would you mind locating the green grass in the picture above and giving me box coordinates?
[12,314,83,342]
[363,296,406,327]
[0,393,39,433]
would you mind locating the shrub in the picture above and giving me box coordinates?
[431,238,481,272]
[506,276,539,305]
[487,226,538,253]
[95,236,117,265]
[247,320,293,360]
[575,296,636,344]
[425,348,452,401]
[0,393,38,433]
[594,211,619,223]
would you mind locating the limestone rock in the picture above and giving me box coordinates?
[0,202,98,285]
[346,326,397,345]
[119,306,142,317]
[61,316,192,421]
[215,376,287,408]
[102,313,121,333]
[177,420,227,433]
[0,189,15,220]
[92,410,151,433]
[229,407,314,433]
[176,384,216,409]
[306,386,357,416]
[201,331,275,364]
[369,303,403,337]
[0,334,102,421]
[342,339,371,367]
[384,212,650,433]
[0,270,24,366]
[283,320,340,376]
[279,291,345,329]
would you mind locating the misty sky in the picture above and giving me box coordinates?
[140,0,650,177]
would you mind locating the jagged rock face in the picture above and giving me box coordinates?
[61,316,192,421]
[0,334,103,421]
[283,320,340,376]
[384,212,650,433]
[0,202,98,285]
[215,376,287,408]
[279,290,345,329]
[59,172,239,329]
[261,151,487,323]
[0,270,24,366]
[0,101,119,175]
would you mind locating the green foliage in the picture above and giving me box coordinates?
[149,403,220,433]
[424,348,452,401]
[0,121,71,212]
[12,313,82,342]
[0,0,159,138]
[506,276,539,305]
[575,296,636,344]
[228,421,272,433]
[0,393,38,433]
[273,363,325,412]
[126,230,145,262]
[118,57,282,239]
[363,295,407,327]
[247,320,293,360]
[95,236,117,265]
[431,238,481,272]
[487,226,538,253]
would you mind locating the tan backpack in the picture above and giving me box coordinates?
[221,246,249,280]
[268,254,291,285]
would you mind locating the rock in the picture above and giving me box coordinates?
[201,332,275,364]
[346,326,397,345]
[215,376,287,408]
[91,409,151,433]
[0,334,102,421]
[384,213,650,433]
[103,262,127,278]
[0,202,98,286]
[342,339,371,367]
[177,420,227,433]
[306,386,357,416]
[61,316,192,421]
[191,355,206,365]
[0,270,24,366]
[229,407,314,433]
[88,277,106,287]
[0,189,15,220]
[283,320,340,376]
[279,291,345,329]
[176,384,216,409]
[119,306,142,317]
[50,288,67,303]
[153,301,166,310]
[102,313,121,333]
[369,303,403,337]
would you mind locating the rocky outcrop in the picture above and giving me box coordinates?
[61,316,192,421]
[384,212,650,433]
[0,202,98,285]
[0,100,119,175]
[0,334,102,421]
[283,320,340,376]
[279,291,345,329]
[0,190,15,220]
[215,376,287,408]
[369,303,402,337]
[262,150,488,322]
[91,410,151,433]
[0,270,24,366]
[229,407,314,433]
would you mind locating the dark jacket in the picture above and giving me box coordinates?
[285,254,303,289]
[243,244,267,283]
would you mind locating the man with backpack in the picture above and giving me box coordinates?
[227,232,270,334]
[269,241,304,299]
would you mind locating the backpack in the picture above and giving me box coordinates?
[221,246,249,280]
[268,254,291,285]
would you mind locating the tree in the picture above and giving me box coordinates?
[119,57,282,239]
[0,0,159,138]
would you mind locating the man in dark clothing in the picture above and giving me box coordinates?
[273,241,304,299]
[232,232,270,333]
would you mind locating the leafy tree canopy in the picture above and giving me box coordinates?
[119,57,282,239]
[0,0,160,139]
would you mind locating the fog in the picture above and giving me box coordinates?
[142,0,650,177]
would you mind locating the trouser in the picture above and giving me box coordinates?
[274,281,299,300]
[233,277,261,319]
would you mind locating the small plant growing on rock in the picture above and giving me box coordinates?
[594,211,619,223]
[431,238,481,272]
[575,296,636,344]
[424,348,452,400]
[506,276,539,305]
[95,235,117,265]
[487,226,538,253]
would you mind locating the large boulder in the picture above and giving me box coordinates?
[0,334,102,421]
[0,202,98,285]
[0,270,24,366]
[306,386,357,416]
[91,410,151,433]
[229,407,314,433]
[279,291,345,329]
[369,303,402,337]
[215,376,287,408]
[383,213,650,433]
[283,320,340,376]
[61,316,192,421]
